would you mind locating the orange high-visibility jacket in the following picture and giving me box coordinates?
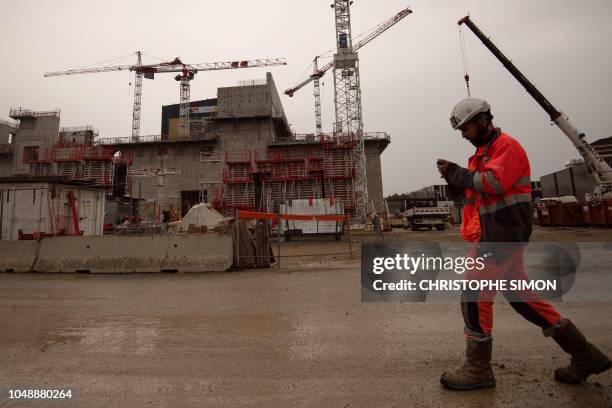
[445,130,533,242]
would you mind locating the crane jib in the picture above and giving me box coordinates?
[458,16,560,120]
[458,15,612,190]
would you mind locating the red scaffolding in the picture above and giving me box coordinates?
[221,150,255,212]
[216,136,359,217]
[26,143,121,193]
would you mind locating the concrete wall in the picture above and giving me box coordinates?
[33,233,233,273]
[541,163,598,199]
[119,116,277,220]
[0,183,105,240]
[0,240,38,272]
[118,143,204,218]
[365,141,386,213]
[266,72,289,124]
[0,122,15,177]
[217,83,270,119]
[0,122,17,144]
[217,72,288,128]
[12,116,60,175]
[118,72,292,218]
[217,118,274,151]
[0,154,12,177]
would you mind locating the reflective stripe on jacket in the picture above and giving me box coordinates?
[448,130,533,242]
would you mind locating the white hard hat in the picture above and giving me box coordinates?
[450,97,491,129]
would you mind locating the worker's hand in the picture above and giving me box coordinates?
[436,159,452,178]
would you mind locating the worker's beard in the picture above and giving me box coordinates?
[469,124,492,147]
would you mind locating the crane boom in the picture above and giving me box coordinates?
[44,55,287,139]
[189,58,287,71]
[45,58,287,77]
[352,7,412,53]
[284,6,412,97]
[458,15,612,195]
[44,65,132,77]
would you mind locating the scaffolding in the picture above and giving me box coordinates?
[211,130,370,218]
[26,143,119,194]
[253,148,323,213]
[221,150,255,212]
[322,138,356,218]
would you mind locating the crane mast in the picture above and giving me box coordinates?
[332,0,368,222]
[132,51,143,140]
[333,0,360,135]
[313,57,323,135]
[459,16,612,196]
[176,65,194,139]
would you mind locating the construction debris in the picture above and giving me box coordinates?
[236,220,274,268]
[179,203,229,232]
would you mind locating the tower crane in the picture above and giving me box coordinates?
[45,54,287,140]
[284,6,412,136]
[458,16,612,197]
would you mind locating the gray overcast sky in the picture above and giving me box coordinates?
[1,0,611,195]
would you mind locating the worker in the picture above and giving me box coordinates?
[372,212,384,241]
[436,97,611,390]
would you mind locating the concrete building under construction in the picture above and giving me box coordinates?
[0,73,389,236]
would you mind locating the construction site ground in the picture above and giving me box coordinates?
[1,226,611,407]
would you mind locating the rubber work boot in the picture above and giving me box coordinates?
[551,320,612,384]
[440,337,496,390]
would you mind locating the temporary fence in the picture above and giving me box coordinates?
[235,210,352,268]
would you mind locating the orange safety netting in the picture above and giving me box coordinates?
[237,211,276,220]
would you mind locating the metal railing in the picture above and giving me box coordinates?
[9,107,60,119]
[95,135,162,145]
[273,131,390,144]
[60,125,95,133]
[237,78,267,86]
[363,132,391,141]
[95,133,217,146]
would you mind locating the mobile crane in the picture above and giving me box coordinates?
[458,15,612,197]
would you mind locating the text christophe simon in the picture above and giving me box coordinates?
[371,254,558,292]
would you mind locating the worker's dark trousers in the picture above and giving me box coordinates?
[461,245,562,338]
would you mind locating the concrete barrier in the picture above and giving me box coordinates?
[0,240,39,272]
[162,234,233,273]
[34,233,233,273]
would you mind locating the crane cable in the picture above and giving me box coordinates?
[290,60,319,90]
[458,25,471,97]
[140,52,169,63]
[78,51,139,70]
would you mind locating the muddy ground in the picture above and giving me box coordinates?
[0,226,611,407]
